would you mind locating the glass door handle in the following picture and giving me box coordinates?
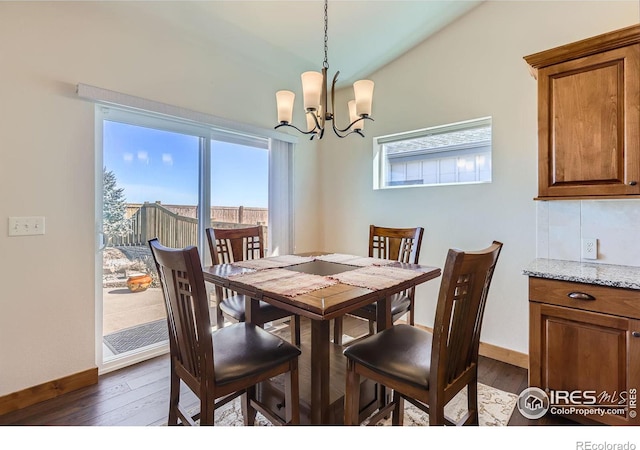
[98,232,107,251]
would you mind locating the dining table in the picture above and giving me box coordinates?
[202,252,441,425]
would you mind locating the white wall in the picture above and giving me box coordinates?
[0,1,320,396]
[318,1,639,355]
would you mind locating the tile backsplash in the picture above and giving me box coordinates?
[537,200,640,267]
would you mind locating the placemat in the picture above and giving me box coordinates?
[328,265,421,290]
[315,253,395,267]
[228,268,338,297]
[231,254,316,270]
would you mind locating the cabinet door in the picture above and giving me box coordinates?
[537,44,640,198]
[530,302,638,425]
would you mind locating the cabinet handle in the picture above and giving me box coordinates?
[567,292,596,301]
[633,332,640,338]
[630,181,638,186]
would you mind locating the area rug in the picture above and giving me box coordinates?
[207,382,517,426]
[104,319,168,355]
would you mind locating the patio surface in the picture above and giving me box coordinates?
[103,287,165,335]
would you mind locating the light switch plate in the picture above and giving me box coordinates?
[8,216,45,236]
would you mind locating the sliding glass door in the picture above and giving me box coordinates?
[96,107,279,372]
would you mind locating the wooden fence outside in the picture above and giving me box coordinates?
[111,202,267,248]
[125,203,268,225]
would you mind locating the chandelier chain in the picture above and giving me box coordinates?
[323,0,329,69]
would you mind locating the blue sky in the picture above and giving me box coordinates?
[103,121,268,207]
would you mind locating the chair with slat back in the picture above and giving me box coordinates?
[148,238,301,426]
[206,226,300,346]
[343,241,503,426]
[333,225,424,345]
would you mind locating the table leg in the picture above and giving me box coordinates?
[244,297,261,324]
[375,295,392,331]
[376,296,393,408]
[310,319,330,425]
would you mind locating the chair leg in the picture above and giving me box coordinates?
[290,315,301,347]
[285,360,300,425]
[216,305,225,330]
[429,396,446,426]
[167,363,180,426]
[408,298,415,326]
[392,390,404,426]
[200,393,215,426]
[368,319,376,336]
[344,359,360,425]
[333,317,343,345]
[467,382,479,425]
[242,386,258,426]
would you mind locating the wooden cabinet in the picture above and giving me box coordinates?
[529,277,640,425]
[525,25,640,199]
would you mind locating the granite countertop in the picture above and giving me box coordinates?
[523,258,640,290]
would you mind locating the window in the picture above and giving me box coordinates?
[373,117,492,189]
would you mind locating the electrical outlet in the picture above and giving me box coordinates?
[8,216,45,236]
[582,238,597,260]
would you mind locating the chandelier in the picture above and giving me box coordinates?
[275,0,374,140]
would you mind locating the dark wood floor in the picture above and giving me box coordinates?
[0,316,574,426]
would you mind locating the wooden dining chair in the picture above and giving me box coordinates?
[206,226,300,346]
[333,225,424,345]
[343,241,503,426]
[148,238,301,426]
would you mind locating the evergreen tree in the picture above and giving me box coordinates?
[103,167,130,244]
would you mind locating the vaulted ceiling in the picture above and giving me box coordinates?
[125,1,483,87]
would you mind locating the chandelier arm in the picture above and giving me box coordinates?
[333,116,374,134]
[274,122,319,138]
[309,109,323,132]
[320,68,328,130]
[330,122,366,138]
[329,70,339,120]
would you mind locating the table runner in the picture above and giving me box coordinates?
[314,253,395,267]
[327,265,422,290]
[227,268,338,297]
[231,254,316,270]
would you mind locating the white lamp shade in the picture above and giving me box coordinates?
[348,100,363,130]
[301,71,323,111]
[276,90,295,124]
[353,79,374,116]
